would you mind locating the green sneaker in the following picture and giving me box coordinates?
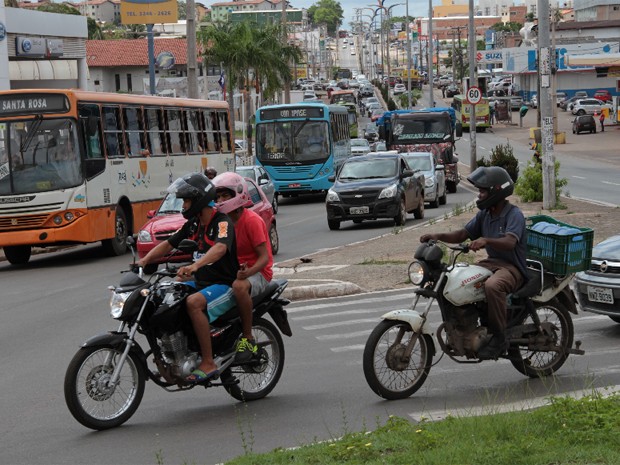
[235,337,258,362]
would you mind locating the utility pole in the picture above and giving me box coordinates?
[186,0,198,99]
[427,0,434,107]
[406,2,412,109]
[538,0,556,209]
[467,0,476,167]
[281,0,290,104]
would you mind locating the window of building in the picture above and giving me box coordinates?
[115,74,121,92]
[126,74,132,93]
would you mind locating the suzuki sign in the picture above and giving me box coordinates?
[476,50,503,64]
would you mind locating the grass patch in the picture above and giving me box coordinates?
[226,393,620,465]
[358,258,408,266]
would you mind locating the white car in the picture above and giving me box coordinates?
[303,91,320,102]
[350,138,371,156]
[393,84,407,95]
[401,152,447,208]
[571,98,611,116]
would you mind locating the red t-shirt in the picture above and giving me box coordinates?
[235,209,273,281]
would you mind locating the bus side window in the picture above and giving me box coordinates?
[145,107,166,156]
[123,106,148,157]
[185,110,201,154]
[165,109,185,155]
[102,106,124,158]
[210,111,221,151]
[218,111,231,152]
[202,110,216,152]
[78,103,103,160]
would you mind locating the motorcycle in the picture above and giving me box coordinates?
[363,240,584,400]
[64,238,292,430]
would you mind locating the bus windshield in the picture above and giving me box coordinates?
[256,121,330,164]
[0,118,82,195]
[391,117,452,145]
[332,94,356,105]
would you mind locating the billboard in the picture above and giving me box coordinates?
[121,0,178,25]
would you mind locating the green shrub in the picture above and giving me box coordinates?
[387,98,397,111]
[515,159,567,202]
[477,142,519,182]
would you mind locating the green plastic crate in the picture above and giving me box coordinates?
[526,215,593,275]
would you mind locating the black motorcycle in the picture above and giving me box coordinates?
[64,239,292,430]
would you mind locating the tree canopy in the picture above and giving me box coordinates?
[307,0,344,36]
[491,21,523,33]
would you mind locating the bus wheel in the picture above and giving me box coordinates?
[102,207,128,256]
[4,245,32,265]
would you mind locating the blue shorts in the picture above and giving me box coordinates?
[186,282,236,322]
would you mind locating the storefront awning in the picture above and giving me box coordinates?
[9,60,88,80]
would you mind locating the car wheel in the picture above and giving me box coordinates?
[577,110,585,116]
[439,186,447,205]
[394,198,407,226]
[572,128,576,134]
[593,128,597,134]
[271,194,278,214]
[269,223,279,255]
[328,219,340,230]
[413,197,424,220]
[430,191,439,209]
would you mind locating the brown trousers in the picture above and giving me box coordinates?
[477,258,524,335]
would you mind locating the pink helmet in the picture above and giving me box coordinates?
[212,172,252,214]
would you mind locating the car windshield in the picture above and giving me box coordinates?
[404,156,432,171]
[351,139,369,147]
[339,158,396,179]
[0,118,82,195]
[256,120,330,164]
[236,167,256,181]
[157,194,183,214]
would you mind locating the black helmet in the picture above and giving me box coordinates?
[167,173,216,219]
[467,166,514,210]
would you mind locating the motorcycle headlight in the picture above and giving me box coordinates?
[378,183,398,199]
[137,229,153,243]
[110,291,131,319]
[326,188,340,202]
[408,261,429,286]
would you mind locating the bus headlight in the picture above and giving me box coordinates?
[64,212,75,222]
[138,230,153,242]
[408,261,429,286]
[378,183,398,199]
[326,189,340,202]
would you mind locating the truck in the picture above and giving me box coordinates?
[376,107,461,193]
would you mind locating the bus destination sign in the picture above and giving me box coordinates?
[0,94,70,117]
[260,106,324,120]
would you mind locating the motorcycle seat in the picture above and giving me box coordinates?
[511,268,543,299]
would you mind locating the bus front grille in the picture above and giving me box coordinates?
[0,214,50,230]
[271,166,315,174]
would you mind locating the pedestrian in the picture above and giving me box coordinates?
[599,111,605,132]
[441,85,446,98]
[489,100,496,125]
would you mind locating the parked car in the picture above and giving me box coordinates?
[236,164,279,213]
[574,90,588,99]
[574,235,620,324]
[555,91,567,106]
[510,96,524,110]
[401,152,447,208]
[445,84,460,98]
[571,98,612,116]
[325,152,425,230]
[350,138,372,156]
[560,96,580,111]
[393,83,407,95]
[137,178,279,273]
[593,89,612,103]
[572,115,597,134]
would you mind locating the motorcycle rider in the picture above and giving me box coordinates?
[420,166,528,359]
[212,172,273,362]
[137,172,239,384]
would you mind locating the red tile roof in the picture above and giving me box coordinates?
[87,39,202,67]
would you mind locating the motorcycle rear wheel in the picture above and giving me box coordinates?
[363,320,433,400]
[64,345,145,430]
[509,299,574,378]
[224,318,285,402]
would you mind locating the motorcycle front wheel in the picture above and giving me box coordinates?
[363,320,434,400]
[509,299,574,378]
[64,345,145,430]
[224,317,285,402]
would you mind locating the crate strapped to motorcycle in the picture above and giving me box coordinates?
[526,215,593,275]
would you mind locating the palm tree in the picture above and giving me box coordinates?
[199,22,302,155]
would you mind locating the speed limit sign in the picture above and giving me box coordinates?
[466,86,482,105]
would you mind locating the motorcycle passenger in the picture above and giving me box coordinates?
[137,173,239,384]
[212,172,273,362]
[420,166,528,359]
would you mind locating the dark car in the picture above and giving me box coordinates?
[575,235,620,324]
[572,115,597,134]
[325,153,425,230]
[363,123,379,142]
[445,84,460,98]
[559,96,579,111]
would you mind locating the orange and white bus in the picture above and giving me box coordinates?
[0,89,234,265]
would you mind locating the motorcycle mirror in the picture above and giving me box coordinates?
[126,236,136,260]
[177,239,198,254]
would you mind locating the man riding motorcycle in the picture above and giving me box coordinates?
[137,172,239,383]
[420,166,528,359]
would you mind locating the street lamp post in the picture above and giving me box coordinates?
[405,0,412,108]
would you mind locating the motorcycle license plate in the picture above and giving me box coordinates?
[587,286,614,304]
[350,206,369,215]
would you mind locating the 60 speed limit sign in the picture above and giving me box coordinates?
[466,86,482,105]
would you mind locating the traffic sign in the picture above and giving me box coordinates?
[466,86,482,105]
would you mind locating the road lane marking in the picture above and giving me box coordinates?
[302,318,379,330]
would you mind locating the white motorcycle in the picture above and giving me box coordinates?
[363,240,584,400]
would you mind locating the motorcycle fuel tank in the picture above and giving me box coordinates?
[443,264,493,306]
